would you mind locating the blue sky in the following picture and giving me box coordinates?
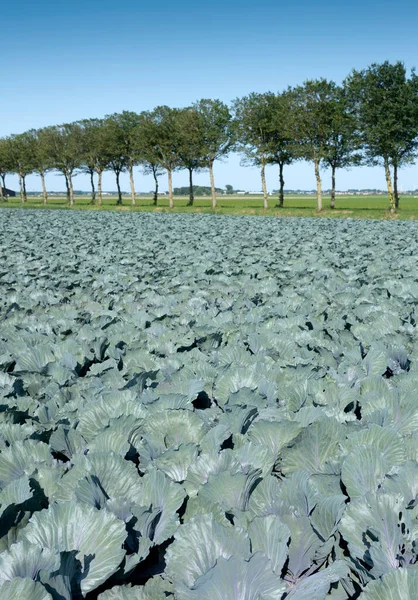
[2,0,418,193]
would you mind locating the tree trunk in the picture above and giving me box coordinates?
[0,174,5,201]
[64,174,70,203]
[22,175,27,203]
[97,169,103,206]
[68,173,74,206]
[115,171,122,205]
[40,171,48,205]
[261,163,268,209]
[152,166,158,206]
[19,174,25,203]
[129,164,136,206]
[384,157,395,213]
[393,163,399,209]
[209,161,217,210]
[314,160,322,212]
[278,162,284,207]
[90,170,96,204]
[168,169,173,208]
[187,168,194,206]
[330,165,336,209]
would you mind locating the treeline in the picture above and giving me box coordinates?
[1,61,418,213]
[173,185,224,196]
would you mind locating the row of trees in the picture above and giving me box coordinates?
[1,61,418,213]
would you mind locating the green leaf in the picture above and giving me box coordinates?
[358,567,418,599]
[0,476,33,518]
[165,513,250,588]
[341,446,388,498]
[98,577,174,599]
[247,420,302,459]
[0,440,53,486]
[280,418,341,474]
[0,541,59,583]
[286,561,350,599]
[18,501,127,594]
[339,493,410,577]
[0,578,53,600]
[248,515,290,575]
[176,553,286,600]
[130,468,186,545]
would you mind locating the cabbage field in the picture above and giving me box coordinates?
[0,209,418,600]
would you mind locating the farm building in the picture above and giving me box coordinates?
[1,188,16,197]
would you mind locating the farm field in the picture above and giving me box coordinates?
[0,209,418,599]
[2,193,418,219]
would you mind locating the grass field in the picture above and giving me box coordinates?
[2,193,418,219]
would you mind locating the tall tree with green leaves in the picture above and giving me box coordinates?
[5,134,34,203]
[177,106,205,206]
[345,61,418,212]
[24,128,54,205]
[321,85,360,209]
[105,111,141,206]
[78,119,100,204]
[193,99,234,209]
[89,118,111,206]
[102,117,125,206]
[142,106,182,209]
[134,112,165,207]
[390,72,418,209]
[290,79,339,212]
[41,123,83,206]
[232,92,276,209]
[263,91,297,208]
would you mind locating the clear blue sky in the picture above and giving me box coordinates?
[2,0,418,193]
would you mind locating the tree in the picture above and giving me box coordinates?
[321,85,360,209]
[41,124,83,206]
[176,107,205,206]
[143,106,182,209]
[105,111,142,206]
[89,119,111,206]
[78,119,100,204]
[193,99,234,209]
[102,115,130,206]
[264,91,297,208]
[25,128,54,205]
[5,134,34,203]
[391,72,418,209]
[290,79,339,212]
[134,111,164,207]
[345,62,418,212]
[232,93,276,209]
[225,184,234,195]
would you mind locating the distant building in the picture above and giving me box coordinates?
[1,188,16,197]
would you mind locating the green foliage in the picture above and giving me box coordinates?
[41,123,84,175]
[345,61,418,210]
[173,185,223,195]
[193,98,234,167]
[345,61,418,166]
[1,61,418,212]
[142,105,182,172]
[232,92,275,167]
